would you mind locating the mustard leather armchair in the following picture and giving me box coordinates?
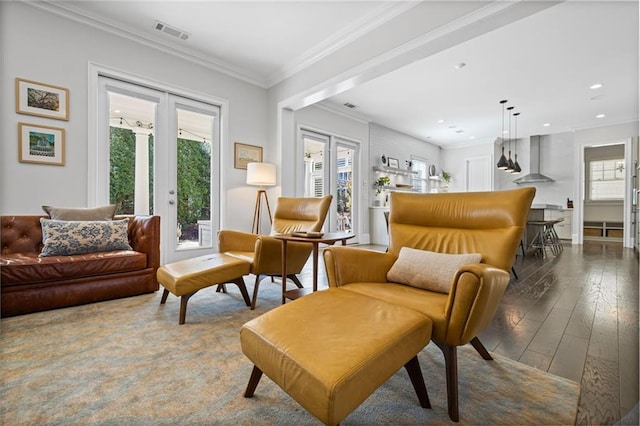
[323,188,535,422]
[219,195,332,309]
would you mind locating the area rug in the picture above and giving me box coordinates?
[0,281,579,425]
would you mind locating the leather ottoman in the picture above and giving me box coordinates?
[240,288,433,425]
[157,253,251,324]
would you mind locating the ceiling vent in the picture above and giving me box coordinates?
[154,20,190,41]
[343,102,357,109]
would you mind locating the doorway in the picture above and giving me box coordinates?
[94,75,221,263]
[300,129,359,235]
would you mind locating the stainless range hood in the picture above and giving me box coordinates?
[513,135,555,184]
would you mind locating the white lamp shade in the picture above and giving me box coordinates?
[246,162,276,186]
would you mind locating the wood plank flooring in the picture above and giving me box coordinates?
[297,240,638,425]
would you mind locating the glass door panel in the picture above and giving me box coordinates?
[336,143,355,233]
[175,107,214,249]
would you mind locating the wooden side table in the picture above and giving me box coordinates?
[273,232,355,304]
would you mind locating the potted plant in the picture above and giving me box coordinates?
[374,176,391,195]
[441,170,451,184]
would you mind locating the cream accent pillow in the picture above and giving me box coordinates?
[42,205,117,221]
[387,247,482,294]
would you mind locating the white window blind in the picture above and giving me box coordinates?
[589,159,624,200]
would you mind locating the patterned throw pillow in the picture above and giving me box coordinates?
[387,247,482,294]
[39,219,132,257]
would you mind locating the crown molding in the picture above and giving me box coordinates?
[30,0,268,88]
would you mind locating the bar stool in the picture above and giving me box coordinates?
[528,219,564,258]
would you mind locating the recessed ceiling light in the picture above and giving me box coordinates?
[438,119,444,123]
[590,83,603,89]
[455,129,464,133]
[114,109,121,113]
[543,123,551,127]
[454,63,466,70]
[469,136,475,139]
[596,113,606,118]
[448,125,457,129]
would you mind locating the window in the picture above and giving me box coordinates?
[589,159,624,200]
[411,157,428,193]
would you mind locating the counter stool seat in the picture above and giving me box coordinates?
[240,288,433,426]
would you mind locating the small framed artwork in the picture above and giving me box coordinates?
[18,122,65,166]
[234,142,263,169]
[387,157,400,169]
[16,78,69,121]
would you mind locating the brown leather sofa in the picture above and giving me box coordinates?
[1,215,160,317]
[323,188,535,422]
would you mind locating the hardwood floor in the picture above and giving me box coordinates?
[298,240,639,425]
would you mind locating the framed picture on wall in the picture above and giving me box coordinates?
[15,78,69,121]
[18,122,66,166]
[387,157,400,169]
[234,142,263,169]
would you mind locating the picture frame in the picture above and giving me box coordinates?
[18,122,65,166]
[234,142,263,169]
[387,157,400,169]
[16,78,69,121]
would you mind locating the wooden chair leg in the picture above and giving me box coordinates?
[288,274,304,289]
[470,336,493,360]
[215,284,228,293]
[435,341,459,422]
[231,277,251,307]
[178,291,196,325]
[250,275,263,310]
[160,288,169,305]
[404,355,431,409]
[244,365,263,397]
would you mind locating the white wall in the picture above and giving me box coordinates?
[442,140,494,193]
[0,2,267,233]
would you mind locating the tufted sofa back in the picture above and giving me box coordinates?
[388,188,535,272]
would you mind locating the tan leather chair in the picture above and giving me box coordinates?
[323,188,535,422]
[219,195,332,309]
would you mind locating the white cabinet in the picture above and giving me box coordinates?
[369,207,389,245]
[544,209,573,240]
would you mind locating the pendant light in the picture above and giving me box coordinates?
[497,100,509,169]
[512,112,522,174]
[506,106,515,172]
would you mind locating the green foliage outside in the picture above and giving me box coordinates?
[109,127,211,237]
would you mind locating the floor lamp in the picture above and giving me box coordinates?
[247,162,276,234]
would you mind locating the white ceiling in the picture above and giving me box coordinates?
[48,1,638,148]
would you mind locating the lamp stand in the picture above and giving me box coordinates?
[251,189,273,234]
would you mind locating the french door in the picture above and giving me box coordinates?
[96,77,220,263]
[300,129,359,236]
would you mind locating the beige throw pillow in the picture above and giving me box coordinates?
[42,205,117,221]
[387,247,482,294]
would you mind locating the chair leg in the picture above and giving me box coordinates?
[243,365,263,397]
[231,277,251,307]
[470,336,493,360]
[288,274,304,289]
[250,275,263,310]
[178,291,196,325]
[160,288,169,305]
[215,284,227,293]
[434,341,459,422]
[404,355,431,409]
[511,266,519,280]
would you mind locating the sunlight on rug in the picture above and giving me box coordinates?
[0,281,579,425]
